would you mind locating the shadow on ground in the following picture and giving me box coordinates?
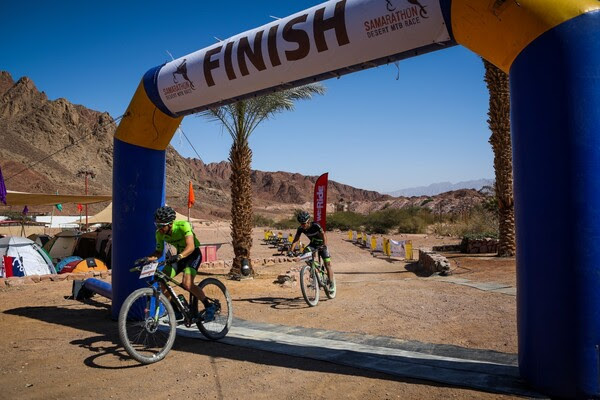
[2,302,539,398]
[2,304,471,393]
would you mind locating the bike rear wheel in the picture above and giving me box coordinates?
[300,265,319,306]
[195,278,232,340]
[118,288,176,364]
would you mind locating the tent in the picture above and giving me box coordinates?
[0,236,56,277]
[59,258,108,274]
[43,230,81,263]
[28,233,51,248]
[55,256,83,273]
[43,229,112,267]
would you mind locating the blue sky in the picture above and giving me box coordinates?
[2,0,493,193]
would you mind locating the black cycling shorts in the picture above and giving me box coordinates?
[304,245,331,261]
[163,247,202,277]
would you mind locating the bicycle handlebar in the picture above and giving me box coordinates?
[129,260,167,273]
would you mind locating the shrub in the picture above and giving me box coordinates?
[430,206,498,238]
[274,216,298,230]
[253,214,275,227]
[327,211,365,231]
[363,207,434,234]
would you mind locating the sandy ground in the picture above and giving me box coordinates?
[0,226,520,399]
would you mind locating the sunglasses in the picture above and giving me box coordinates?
[155,222,171,228]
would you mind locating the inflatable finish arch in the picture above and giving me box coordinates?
[112,1,600,396]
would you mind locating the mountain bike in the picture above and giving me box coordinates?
[293,247,336,307]
[117,259,233,364]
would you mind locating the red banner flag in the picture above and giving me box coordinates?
[188,181,195,209]
[313,173,328,231]
[77,203,83,212]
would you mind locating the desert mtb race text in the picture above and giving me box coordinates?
[292,247,336,307]
[118,259,233,364]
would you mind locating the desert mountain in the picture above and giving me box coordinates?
[2,71,433,220]
[388,179,494,197]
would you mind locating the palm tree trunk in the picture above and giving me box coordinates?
[229,139,254,275]
[483,59,516,257]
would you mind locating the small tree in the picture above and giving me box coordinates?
[200,84,325,276]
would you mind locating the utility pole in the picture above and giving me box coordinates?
[76,169,96,229]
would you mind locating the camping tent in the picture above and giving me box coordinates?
[0,236,56,277]
[59,258,108,274]
[43,229,112,267]
[43,230,80,263]
[28,234,51,248]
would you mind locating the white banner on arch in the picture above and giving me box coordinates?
[155,0,450,115]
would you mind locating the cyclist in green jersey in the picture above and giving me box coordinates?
[144,206,215,319]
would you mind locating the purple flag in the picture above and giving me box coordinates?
[0,166,6,205]
[22,205,28,215]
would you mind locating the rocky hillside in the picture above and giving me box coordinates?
[0,71,405,220]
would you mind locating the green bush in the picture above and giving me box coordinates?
[327,211,366,231]
[253,214,275,227]
[430,206,498,238]
[363,207,434,234]
[274,216,299,230]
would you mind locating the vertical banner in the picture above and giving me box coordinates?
[313,173,328,231]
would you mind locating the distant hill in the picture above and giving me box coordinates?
[0,70,492,220]
[387,179,494,197]
[0,71,388,219]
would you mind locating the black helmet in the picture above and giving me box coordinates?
[297,211,310,224]
[154,206,176,224]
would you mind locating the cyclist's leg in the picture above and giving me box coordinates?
[160,263,178,301]
[320,246,334,286]
[179,248,209,306]
[181,268,207,303]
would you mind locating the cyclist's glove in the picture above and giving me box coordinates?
[167,254,183,264]
[134,257,149,266]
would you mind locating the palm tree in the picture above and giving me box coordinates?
[200,84,326,276]
[482,59,515,257]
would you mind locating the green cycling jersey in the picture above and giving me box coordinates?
[155,220,200,253]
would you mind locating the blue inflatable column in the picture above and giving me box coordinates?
[111,138,166,319]
[511,12,600,398]
[110,70,182,320]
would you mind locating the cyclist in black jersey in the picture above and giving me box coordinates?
[290,211,335,293]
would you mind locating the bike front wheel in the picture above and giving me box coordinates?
[118,288,176,364]
[195,278,232,340]
[300,265,319,306]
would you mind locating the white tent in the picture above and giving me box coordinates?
[0,236,55,277]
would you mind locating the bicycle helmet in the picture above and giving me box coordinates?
[154,206,176,224]
[297,211,310,224]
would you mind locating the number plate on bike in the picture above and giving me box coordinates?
[139,262,158,279]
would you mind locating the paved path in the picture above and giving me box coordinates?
[428,276,517,296]
[177,318,542,398]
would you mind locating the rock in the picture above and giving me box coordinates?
[6,278,25,287]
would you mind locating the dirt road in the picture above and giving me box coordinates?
[0,229,521,399]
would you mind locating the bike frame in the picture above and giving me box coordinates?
[303,251,327,289]
[133,263,197,324]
